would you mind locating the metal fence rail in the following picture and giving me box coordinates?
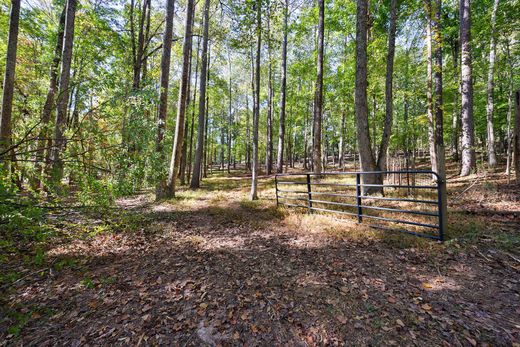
[275,170,447,241]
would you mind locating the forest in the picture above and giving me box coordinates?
[1,0,519,344]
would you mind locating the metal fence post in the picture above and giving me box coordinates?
[275,175,279,206]
[356,173,363,223]
[306,174,313,213]
[437,175,447,241]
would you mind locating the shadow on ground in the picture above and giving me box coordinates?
[1,174,519,346]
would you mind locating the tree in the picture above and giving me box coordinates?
[312,0,325,174]
[355,0,397,193]
[165,0,195,197]
[155,0,175,199]
[355,0,378,193]
[377,0,398,171]
[32,7,66,189]
[191,0,211,188]
[485,0,499,168]
[459,0,476,176]
[505,39,514,178]
[276,0,289,174]
[339,110,345,168]
[514,90,520,184]
[265,5,273,175]
[131,0,151,90]
[425,0,437,174]
[0,0,21,169]
[433,0,446,180]
[227,48,233,174]
[250,0,261,200]
[49,0,77,186]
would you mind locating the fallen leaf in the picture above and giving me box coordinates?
[336,315,347,324]
[421,304,432,311]
[396,319,405,327]
[387,296,397,304]
[465,336,477,346]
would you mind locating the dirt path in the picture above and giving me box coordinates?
[1,176,519,346]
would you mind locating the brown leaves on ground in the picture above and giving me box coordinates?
[1,174,519,346]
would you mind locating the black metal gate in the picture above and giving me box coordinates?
[275,171,447,241]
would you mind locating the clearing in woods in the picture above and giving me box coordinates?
[1,171,519,345]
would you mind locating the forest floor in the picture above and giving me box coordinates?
[1,166,520,346]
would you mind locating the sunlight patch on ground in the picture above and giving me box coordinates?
[418,276,461,292]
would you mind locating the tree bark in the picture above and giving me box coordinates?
[132,0,150,90]
[203,45,211,178]
[433,0,446,180]
[451,39,460,162]
[180,39,194,185]
[276,0,288,174]
[188,38,201,183]
[485,0,499,168]
[514,90,520,184]
[505,39,513,177]
[265,8,273,175]
[376,0,397,171]
[190,0,210,188]
[355,0,379,194]
[459,0,476,176]
[425,0,437,174]
[312,0,325,174]
[33,6,66,189]
[155,0,175,199]
[0,0,21,169]
[166,0,195,197]
[339,110,346,168]
[49,0,77,187]
[227,48,233,174]
[250,0,261,200]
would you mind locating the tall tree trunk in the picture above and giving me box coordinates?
[155,0,175,199]
[355,0,378,194]
[485,0,499,168]
[451,39,460,162]
[425,0,437,174]
[227,48,233,173]
[0,0,21,169]
[265,8,273,175]
[276,0,288,173]
[190,0,210,188]
[433,0,446,180]
[132,0,150,90]
[141,0,152,83]
[220,124,225,170]
[33,7,66,189]
[514,90,520,184]
[49,0,77,187]
[304,101,309,170]
[505,39,514,177]
[339,110,346,168]
[460,0,476,176]
[313,0,325,174]
[188,38,201,183]
[203,45,211,178]
[166,0,195,197]
[376,0,397,171]
[245,90,251,172]
[180,43,194,185]
[250,0,261,200]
